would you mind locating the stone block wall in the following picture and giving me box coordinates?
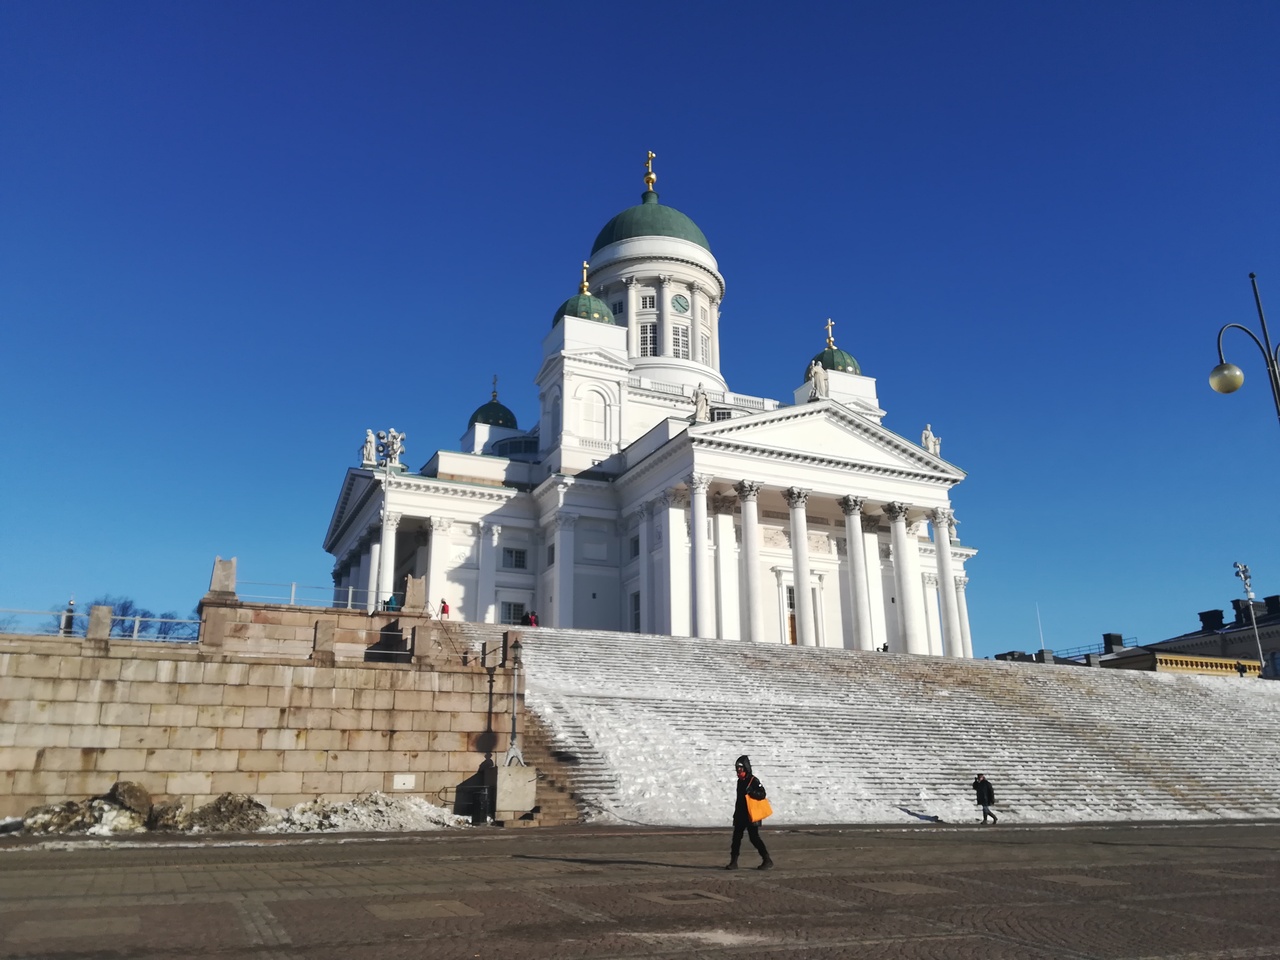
[0,599,524,820]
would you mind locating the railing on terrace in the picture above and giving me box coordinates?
[1053,638,1131,661]
[237,581,407,613]
[0,608,200,642]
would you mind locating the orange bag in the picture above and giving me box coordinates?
[745,794,773,822]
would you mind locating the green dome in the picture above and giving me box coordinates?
[591,190,711,255]
[469,398,518,430]
[807,346,861,378]
[553,292,615,327]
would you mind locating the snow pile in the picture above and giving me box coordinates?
[263,792,470,833]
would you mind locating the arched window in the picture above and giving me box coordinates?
[580,389,610,441]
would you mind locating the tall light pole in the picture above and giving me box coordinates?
[1209,274,1280,430]
[1232,562,1267,677]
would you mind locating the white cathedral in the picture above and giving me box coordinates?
[324,157,976,657]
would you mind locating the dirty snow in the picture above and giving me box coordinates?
[262,792,470,833]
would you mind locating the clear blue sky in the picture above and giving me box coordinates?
[3,1,1278,657]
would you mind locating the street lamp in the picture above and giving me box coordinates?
[1232,562,1267,677]
[1209,274,1280,430]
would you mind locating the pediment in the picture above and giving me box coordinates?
[323,469,379,552]
[692,402,962,479]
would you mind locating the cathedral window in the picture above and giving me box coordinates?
[640,323,657,356]
[700,306,708,321]
[502,547,527,570]
[612,300,623,317]
[700,334,710,362]
[673,325,690,359]
[640,295,656,310]
[630,535,640,559]
[712,409,732,422]
[630,591,641,632]
[582,394,608,440]
[546,544,555,566]
[500,601,526,625]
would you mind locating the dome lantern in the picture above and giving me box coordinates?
[468,375,518,429]
[552,260,616,327]
[805,318,861,379]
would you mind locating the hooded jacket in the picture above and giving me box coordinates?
[734,755,763,824]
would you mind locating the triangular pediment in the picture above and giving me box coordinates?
[692,401,962,479]
[323,469,379,552]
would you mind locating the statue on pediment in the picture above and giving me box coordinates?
[808,360,829,400]
[921,423,941,456]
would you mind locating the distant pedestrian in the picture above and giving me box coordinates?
[529,611,538,627]
[1235,661,1248,677]
[726,755,773,870]
[520,611,532,626]
[440,599,450,620]
[972,773,997,824]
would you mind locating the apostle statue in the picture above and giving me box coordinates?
[377,428,406,467]
[808,359,830,400]
[921,423,941,456]
[692,383,710,422]
[361,429,377,467]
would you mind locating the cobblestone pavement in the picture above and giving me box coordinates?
[3,821,1280,959]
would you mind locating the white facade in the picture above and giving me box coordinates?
[323,171,976,656]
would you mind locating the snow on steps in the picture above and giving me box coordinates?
[445,623,1280,826]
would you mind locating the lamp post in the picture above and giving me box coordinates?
[1232,562,1267,677]
[1209,274,1280,430]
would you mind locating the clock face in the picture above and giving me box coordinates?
[671,294,690,314]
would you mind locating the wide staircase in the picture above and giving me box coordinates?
[444,623,1280,825]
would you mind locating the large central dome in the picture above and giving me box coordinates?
[591,189,711,254]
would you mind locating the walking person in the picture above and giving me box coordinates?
[726,755,773,870]
[440,599,449,620]
[972,773,998,824]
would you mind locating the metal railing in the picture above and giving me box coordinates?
[0,608,200,642]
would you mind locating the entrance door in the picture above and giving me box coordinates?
[786,586,797,645]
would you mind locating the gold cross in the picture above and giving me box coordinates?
[825,317,836,347]
[580,260,590,294]
[492,374,498,399]
[645,151,656,176]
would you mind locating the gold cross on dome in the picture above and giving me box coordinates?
[491,374,498,400]
[580,260,590,294]
[825,318,836,347]
[645,151,656,176]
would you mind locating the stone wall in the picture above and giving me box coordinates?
[0,594,526,821]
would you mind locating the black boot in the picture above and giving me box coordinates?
[758,858,774,870]
[724,858,738,870]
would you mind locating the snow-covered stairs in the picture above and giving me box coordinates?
[500,627,1280,826]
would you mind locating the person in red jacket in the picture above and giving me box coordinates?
[440,599,449,620]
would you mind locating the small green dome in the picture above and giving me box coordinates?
[553,292,615,327]
[807,346,861,379]
[469,398,518,430]
[591,190,711,255]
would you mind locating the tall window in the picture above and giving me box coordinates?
[500,601,526,625]
[582,394,607,440]
[630,591,641,632]
[700,306,708,321]
[700,334,710,362]
[673,325,690,359]
[640,294,656,309]
[502,548,527,570]
[640,323,657,357]
[612,301,624,317]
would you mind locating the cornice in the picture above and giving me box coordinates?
[689,435,958,486]
[593,255,725,300]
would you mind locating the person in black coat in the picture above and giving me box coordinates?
[726,755,773,870]
[972,773,998,824]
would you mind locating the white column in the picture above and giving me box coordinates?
[658,275,673,357]
[956,576,973,658]
[710,297,721,370]
[425,517,452,616]
[365,540,381,614]
[377,511,400,609]
[689,282,703,364]
[552,513,576,628]
[624,276,639,358]
[931,508,965,657]
[688,474,714,638]
[814,573,827,647]
[839,496,875,651]
[736,481,765,643]
[712,494,739,640]
[658,489,691,636]
[784,487,815,647]
[636,503,652,633]
[886,502,928,654]
[923,574,943,655]
[477,522,500,624]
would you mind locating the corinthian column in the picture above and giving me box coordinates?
[365,537,380,614]
[658,275,673,356]
[688,474,714,638]
[377,511,401,610]
[956,576,973,658]
[551,514,577,628]
[735,481,765,642]
[838,496,875,650]
[636,502,652,633]
[784,487,815,647]
[886,502,927,654]
[624,276,639,358]
[931,508,964,657]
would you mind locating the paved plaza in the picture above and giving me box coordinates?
[2,821,1280,959]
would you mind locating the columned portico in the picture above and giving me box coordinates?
[736,480,765,643]
[838,495,875,650]
[931,508,965,657]
[688,474,714,638]
[784,487,815,647]
[886,502,927,654]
